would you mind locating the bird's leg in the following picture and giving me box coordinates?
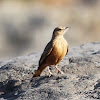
[47,66,52,77]
[55,65,64,74]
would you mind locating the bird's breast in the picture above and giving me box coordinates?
[53,38,67,57]
[46,37,68,65]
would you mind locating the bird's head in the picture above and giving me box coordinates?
[53,26,70,36]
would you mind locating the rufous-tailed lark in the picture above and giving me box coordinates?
[33,26,69,77]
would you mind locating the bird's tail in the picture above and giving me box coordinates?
[32,64,47,77]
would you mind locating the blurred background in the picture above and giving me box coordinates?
[0,0,100,61]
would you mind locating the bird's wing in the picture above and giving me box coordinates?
[39,41,53,66]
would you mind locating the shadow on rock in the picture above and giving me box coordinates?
[0,79,23,99]
[30,75,68,88]
[94,80,100,90]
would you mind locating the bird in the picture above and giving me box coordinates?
[33,26,69,77]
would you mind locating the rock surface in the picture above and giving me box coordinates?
[0,42,100,100]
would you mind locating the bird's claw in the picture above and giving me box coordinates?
[60,71,64,74]
[48,72,53,77]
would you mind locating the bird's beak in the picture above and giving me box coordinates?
[64,27,70,33]
[66,27,70,30]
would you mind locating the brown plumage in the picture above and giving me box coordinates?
[33,26,69,77]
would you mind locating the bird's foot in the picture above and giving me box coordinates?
[48,71,53,77]
[49,73,52,77]
[60,71,64,74]
[47,66,53,77]
[55,65,64,74]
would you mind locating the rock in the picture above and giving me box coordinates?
[0,42,100,100]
